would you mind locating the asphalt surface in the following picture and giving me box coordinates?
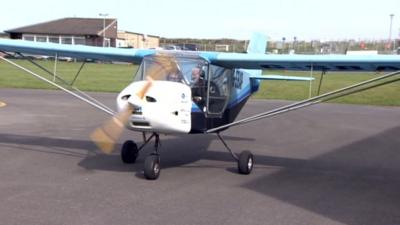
[0,88,400,225]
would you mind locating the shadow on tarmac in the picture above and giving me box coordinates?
[1,126,400,225]
[242,125,400,225]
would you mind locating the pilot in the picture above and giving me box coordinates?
[191,66,206,106]
[166,72,180,82]
[165,61,184,83]
[166,69,184,82]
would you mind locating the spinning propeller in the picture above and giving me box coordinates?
[90,54,178,154]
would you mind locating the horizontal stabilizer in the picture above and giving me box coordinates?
[250,75,314,81]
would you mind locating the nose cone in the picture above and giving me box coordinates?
[117,81,192,134]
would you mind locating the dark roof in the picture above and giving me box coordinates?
[5,17,117,36]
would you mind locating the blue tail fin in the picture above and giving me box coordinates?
[246,33,267,93]
[247,33,267,54]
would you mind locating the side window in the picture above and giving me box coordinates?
[207,65,231,116]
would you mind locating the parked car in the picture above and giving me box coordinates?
[176,43,198,51]
[162,45,182,50]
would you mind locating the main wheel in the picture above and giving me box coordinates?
[144,154,161,180]
[121,140,139,164]
[238,150,254,174]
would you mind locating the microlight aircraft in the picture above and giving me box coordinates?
[1,33,400,180]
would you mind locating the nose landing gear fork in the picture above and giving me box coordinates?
[143,133,161,180]
[216,132,254,175]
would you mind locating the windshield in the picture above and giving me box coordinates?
[135,55,207,86]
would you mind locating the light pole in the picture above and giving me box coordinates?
[99,13,109,47]
[389,14,394,52]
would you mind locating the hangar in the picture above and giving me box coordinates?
[5,17,118,47]
[4,17,160,49]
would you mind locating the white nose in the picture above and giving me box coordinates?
[117,80,192,134]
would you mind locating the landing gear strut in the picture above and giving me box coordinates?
[217,133,254,175]
[120,133,162,180]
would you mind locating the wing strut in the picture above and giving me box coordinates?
[207,70,400,133]
[0,55,115,116]
[308,63,314,98]
[316,71,327,95]
[15,53,115,114]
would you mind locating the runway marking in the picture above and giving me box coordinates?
[0,101,7,108]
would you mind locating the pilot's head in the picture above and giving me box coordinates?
[167,72,181,82]
[191,67,201,81]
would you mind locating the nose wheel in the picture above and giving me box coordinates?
[144,133,162,180]
[144,154,161,180]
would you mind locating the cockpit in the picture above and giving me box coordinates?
[134,54,232,117]
[135,54,206,85]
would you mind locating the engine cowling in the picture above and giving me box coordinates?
[117,81,192,134]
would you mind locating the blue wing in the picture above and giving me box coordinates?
[2,39,400,72]
[0,39,155,63]
[201,52,400,71]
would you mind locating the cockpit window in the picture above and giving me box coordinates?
[135,55,207,86]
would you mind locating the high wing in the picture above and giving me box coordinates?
[0,39,155,63]
[201,52,400,71]
[2,39,400,72]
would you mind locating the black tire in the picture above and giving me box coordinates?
[121,140,139,164]
[238,150,254,175]
[144,154,161,180]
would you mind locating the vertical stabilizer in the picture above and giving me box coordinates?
[246,33,267,93]
[247,33,267,54]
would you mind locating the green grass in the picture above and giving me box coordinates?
[255,71,400,106]
[1,59,400,106]
[0,59,138,92]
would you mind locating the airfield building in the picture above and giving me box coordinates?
[0,32,9,39]
[117,31,159,49]
[5,17,118,47]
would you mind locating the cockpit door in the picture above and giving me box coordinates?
[206,65,231,117]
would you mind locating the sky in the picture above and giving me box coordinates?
[1,0,400,41]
